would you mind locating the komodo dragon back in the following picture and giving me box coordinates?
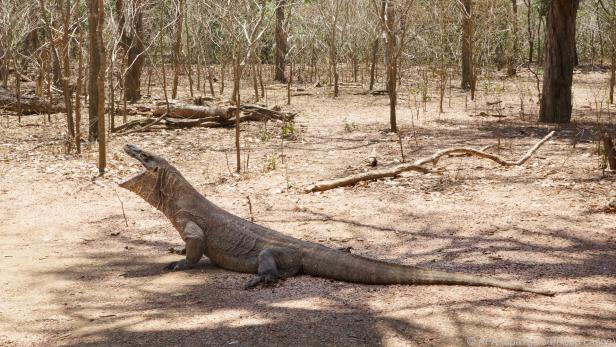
[119,144,555,296]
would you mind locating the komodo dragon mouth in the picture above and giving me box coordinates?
[119,144,165,192]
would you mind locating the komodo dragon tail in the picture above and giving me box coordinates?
[302,248,555,296]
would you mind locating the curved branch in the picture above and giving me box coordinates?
[305,131,556,193]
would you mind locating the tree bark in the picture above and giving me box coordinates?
[171,0,184,99]
[369,38,379,90]
[88,0,106,173]
[525,0,534,64]
[539,0,579,124]
[118,0,145,103]
[61,0,74,138]
[461,0,473,90]
[274,0,287,83]
[384,0,397,132]
[507,0,519,76]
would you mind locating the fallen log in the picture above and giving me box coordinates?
[305,131,556,193]
[113,103,295,134]
[152,104,231,119]
[0,86,64,114]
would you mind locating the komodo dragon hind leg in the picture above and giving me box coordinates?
[165,221,205,271]
[244,247,301,289]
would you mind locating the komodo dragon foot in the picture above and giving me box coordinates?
[164,259,197,271]
[244,273,280,289]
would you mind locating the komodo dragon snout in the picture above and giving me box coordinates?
[119,144,171,202]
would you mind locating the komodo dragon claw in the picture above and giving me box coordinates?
[243,273,280,289]
[164,259,196,271]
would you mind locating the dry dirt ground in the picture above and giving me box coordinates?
[1,70,615,346]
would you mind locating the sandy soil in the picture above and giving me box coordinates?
[1,69,615,346]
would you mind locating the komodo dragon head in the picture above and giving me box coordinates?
[119,144,177,210]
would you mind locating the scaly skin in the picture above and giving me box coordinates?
[119,144,554,296]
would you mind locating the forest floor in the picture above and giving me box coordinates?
[1,69,615,346]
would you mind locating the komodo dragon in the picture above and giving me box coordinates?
[119,144,554,296]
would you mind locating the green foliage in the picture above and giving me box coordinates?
[265,153,277,171]
[282,121,296,138]
[259,128,271,142]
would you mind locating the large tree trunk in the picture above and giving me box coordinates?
[274,0,287,83]
[539,0,579,124]
[461,0,473,90]
[118,0,145,103]
[88,0,107,175]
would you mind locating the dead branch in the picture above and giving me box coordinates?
[305,131,555,193]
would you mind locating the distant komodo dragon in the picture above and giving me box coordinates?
[119,144,554,296]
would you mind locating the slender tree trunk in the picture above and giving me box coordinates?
[61,0,74,137]
[252,60,259,102]
[384,0,397,132]
[75,23,84,154]
[539,0,579,123]
[611,26,615,103]
[207,63,215,97]
[88,0,106,173]
[171,0,184,99]
[108,52,115,130]
[525,0,534,64]
[234,59,242,173]
[220,63,225,94]
[13,55,22,123]
[274,0,287,82]
[184,4,194,98]
[369,38,379,90]
[507,0,518,76]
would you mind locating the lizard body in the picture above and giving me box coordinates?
[120,144,554,295]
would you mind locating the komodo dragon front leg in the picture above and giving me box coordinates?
[244,247,301,289]
[165,221,205,271]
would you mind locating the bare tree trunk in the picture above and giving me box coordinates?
[88,0,106,173]
[369,38,379,90]
[220,63,225,94]
[287,62,292,105]
[108,51,115,130]
[461,0,473,91]
[274,0,287,82]
[611,26,615,103]
[75,22,84,154]
[207,63,215,97]
[171,0,184,99]
[234,59,241,173]
[252,60,259,102]
[384,0,397,132]
[118,0,145,103]
[61,0,74,137]
[525,0,534,64]
[13,55,22,123]
[159,2,170,113]
[507,0,518,76]
[184,4,194,98]
[539,0,579,124]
